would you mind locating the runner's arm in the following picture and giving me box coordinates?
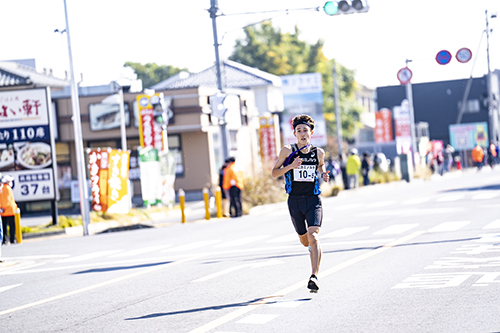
[317,148,330,182]
[272,146,301,178]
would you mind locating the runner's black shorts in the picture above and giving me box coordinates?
[287,195,322,235]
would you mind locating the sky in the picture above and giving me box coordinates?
[1,0,500,89]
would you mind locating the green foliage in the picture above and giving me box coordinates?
[124,62,188,88]
[229,22,365,143]
[242,173,287,209]
[58,216,82,228]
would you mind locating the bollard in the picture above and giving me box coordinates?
[179,189,186,223]
[215,186,223,218]
[15,208,22,244]
[203,187,210,220]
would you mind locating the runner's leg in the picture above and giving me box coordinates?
[307,226,321,275]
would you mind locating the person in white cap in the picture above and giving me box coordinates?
[0,175,18,245]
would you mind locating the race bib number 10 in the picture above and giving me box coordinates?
[293,165,316,182]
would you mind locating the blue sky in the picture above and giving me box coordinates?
[1,0,499,89]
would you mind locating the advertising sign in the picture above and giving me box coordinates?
[106,150,130,214]
[137,94,164,150]
[139,147,161,207]
[87,149,109,212]
[449,122,489,150]
[280,73,327,147]
[374,109,393,143]
[0,88,57,202]
[258,115,280,166]
[393,105,412,154]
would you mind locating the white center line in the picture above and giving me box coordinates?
[322,227,370,238]
[55,250,123,263]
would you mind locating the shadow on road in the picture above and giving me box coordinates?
[441,183,500,192]
[125,296,311,320]
[72,261,172,274]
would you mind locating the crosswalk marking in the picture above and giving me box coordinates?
[483,220,500,229]
[436,194,465,202]
[55,250,123,263]
[472,192,499,200]
[401,197,431,205]
[162,240,221,252]
[373,224,419,235]
[428,221,470,233]
[322,227,370,238]
[214,235,270,248]
[108,245,172,258]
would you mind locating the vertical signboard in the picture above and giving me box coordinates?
[137,94,164,150]
[280,73,328,147]
[393,105,412,154]
[259,115,280,165]
[87,149,109,212]
[0,88,57,202]
[374,108,393,143]
[138,147,161,207]
[106,150,130,214]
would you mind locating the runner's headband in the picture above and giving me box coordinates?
[293,120,313,129]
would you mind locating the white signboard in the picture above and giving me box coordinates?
[280,73,327,147]
[0,88,57,202]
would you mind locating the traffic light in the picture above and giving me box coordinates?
[323,0,369,16]
[151,94,170,125]
[210,93,227,118]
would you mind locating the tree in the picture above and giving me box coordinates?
[229,22,364,146]
[124,62,188,89]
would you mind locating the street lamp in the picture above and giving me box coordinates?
[486,10,499,143]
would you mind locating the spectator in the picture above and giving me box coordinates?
[444,144,455,172]
[361,152,371,186]
[471,144,484,171]
[0,175,18,245]
[339,153,349,189]
[346,149,361,189]
[218,159,231,217]
[222,157,245,218]
[489,141,497,169]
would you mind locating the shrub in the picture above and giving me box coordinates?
[242,173,287,210]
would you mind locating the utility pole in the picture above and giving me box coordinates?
[332,63,343,153]
[405,59,417,167]
[63,0,91,235]
[486,10,499,143]
[209,0,229,161]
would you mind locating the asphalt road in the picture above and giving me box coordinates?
[1,168,499,332]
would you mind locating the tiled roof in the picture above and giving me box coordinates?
[151,60,281,90]
[0,62,69,88]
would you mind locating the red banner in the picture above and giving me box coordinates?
[374,109,393,143]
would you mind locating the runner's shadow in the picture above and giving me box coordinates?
[73,261,172,274]
[125,296,311,320]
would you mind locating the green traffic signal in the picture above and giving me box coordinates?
[323,1,339,15]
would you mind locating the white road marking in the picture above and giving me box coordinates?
[0,283,22,293]
[373,224,419,235]
[392,273,472,289]
[55,250,123,263]
[367,201,396,208]
[483,220,500,229]
[161,240,221,252]
[266,233,297,243]
[236,314,279,324]
[472,192,499,200]
[322,227,370,238]
[188,231,425,333]
[401,197,431,205]
[355,207,463,217]
[215,235,270,248]
[436,194,465,202]
[108,245,173,258]
[0,254,208,317]
[427,221,470,233]
[268,300,307,308]
[191,259,284,283]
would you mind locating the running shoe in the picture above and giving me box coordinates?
[308,274,319,291]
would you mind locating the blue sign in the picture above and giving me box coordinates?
[436,50,452,65]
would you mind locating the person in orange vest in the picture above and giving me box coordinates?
[471,144,484,171]
[0,175,18,245]
[222,157,245,218]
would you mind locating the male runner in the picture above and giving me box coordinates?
[271,114,329,291]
